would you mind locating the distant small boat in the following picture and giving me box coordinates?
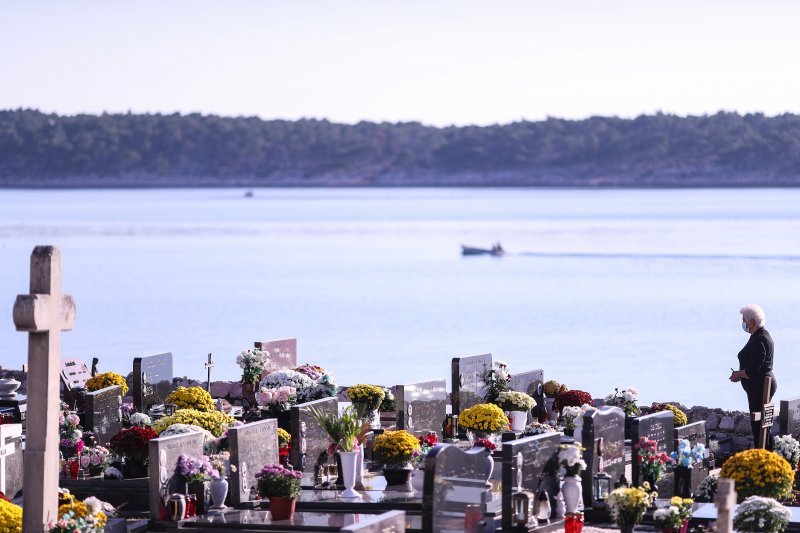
[244,190,254,198]
[461,244,505,256]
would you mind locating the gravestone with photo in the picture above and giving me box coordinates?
[581,406,626,508]
[674,421,711,497]
[779,397,800,438]
[501,432,561,531]
[133,352,173,412]
[83,385,123,446]
[395,379,447,436]
[148,432,205,521]
[0,424,24,500]
[254,338,297,375]
[291,397,338,472]
[631,410,675,497]
[509,369,544,426]
[61,357,91,410]
[228,418,279,506]
[451,353,492,415]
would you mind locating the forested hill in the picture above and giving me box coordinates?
[2,109,800,187]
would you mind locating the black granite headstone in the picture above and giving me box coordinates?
[631,411,675,495]
[148,432,204,520]
[0,396,26,427]
[674,421,710,497]
[396,380,447,436]
[501,432,561,531]
[84,385,123,446]
[581,406,626,508]
[780,397,800,438]
[291,397,338,472]
[229,418,279,505]
[133,352,173,412]
[451,353,492,415]
[0,424,23,499]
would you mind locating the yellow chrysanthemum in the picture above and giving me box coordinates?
[0,500,22,533]
[277,428,291,447]
[373,430,421,465]
[458,403,509,433]
[85,371,128,396]
[154,408,235,437]
[720,448,794,501]
[165,386,214,412]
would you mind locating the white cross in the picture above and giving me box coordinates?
[0,424,22,495]
[715,478,737,533]
[13,246,76,531]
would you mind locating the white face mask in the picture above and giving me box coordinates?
[742,321,750,333]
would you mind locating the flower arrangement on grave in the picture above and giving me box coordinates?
[277,428,291,462]
[0,499,22,532]
[308,405,368,452]
[604,387,640,416]
[159,423,218,453]
[128,412,152,428]
[52,496,109,532]
[373,430,421,467]
[653,497,694,531]
[523,421,556,436]
[178,454,216,483]
[481,360,511,405]
[209,451,234,478]
[165,386,214,412]
[773,435,800,470]
[695,472,719,502]
[293,364,337,402]
[379,387,396,412]
[543,379,568,398]
[237,348,269,385]
[634,436,673,484]
[413,433,438,466]
[153,408,236,437]
[670,438,706,468]
[108,426,158,464]
[649,403,688,427]
[256,386,297,415]
[559,405,584,431]
[458,403,509,435]
[606,484,657,531]
[347,384,386,415]
[80,445,111,476]
[558,444,586,477]
[58,408,85,459]
[734,495,792,532]
[85,371,128,396]
[553,389,593,413]
[256,464,303,498]
[720,448,794,501]
[496,391,536,412]
[472,437,497,451]
[260,370,316,403]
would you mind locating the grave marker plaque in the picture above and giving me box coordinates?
[501,432,561,530]
[291,397,338,471]
[255,338,297,375]
[148,432,204,520]
[133,352,173,412]
[581,406,626,508]
[451,353,492,415]
[228,418,279,505]
[396,379,447,436]
[631,411,675,495]
[83,385,123,446]
[779,397,800,437]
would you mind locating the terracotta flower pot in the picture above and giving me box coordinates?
[268,496,296,521]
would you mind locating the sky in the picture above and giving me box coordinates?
[1,1,799,127]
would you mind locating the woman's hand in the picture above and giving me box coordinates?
[729,369,748,382]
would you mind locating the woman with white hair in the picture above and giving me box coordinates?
[729,304,776,449]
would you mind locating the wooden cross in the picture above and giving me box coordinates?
[12,246,76,531]
[755,375,774,449]
[714,478,737,533]
[204,353,214,393]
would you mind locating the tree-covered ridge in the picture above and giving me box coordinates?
[1,109,800,186]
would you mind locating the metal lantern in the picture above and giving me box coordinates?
[593,471,612,501]
[512,490,536,526]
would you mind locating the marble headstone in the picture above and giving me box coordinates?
[148,432,204,521]
[451,353,492,415]
[581,406,626,508]
[780,397,800,438]
[509,369,544,425]
[83,385,123,446]
[674,421,710,497]
[631,411,675,490]
[291,397,338,472]
[133,352,173,412]
[254,338,297,375]
[395,380,447,436]
[340,510,406,532]
[0,424,23,499]
[60,358,91,391]
[501,433,561,531]
[228,418,279,505]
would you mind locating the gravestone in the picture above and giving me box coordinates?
[254,338,297,375]
[228,418,279,505]
[451,353,492,415]
[422,444,495,533]
[83,385,123,446]
[509,369,544,425]
[630,410,675,493]
[61,357,90,410]
[395,379,447,436]
[13,246,77,530]
[133,352,173,412]
[779,397,800,438]
[581,406,626,508]
[148,432,204,520]
[501,433,561,531]
[674,421,710,497]
[291,397,338,471]
[340,510,406,533]
[0,424,23,499]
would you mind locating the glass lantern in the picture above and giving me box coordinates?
[593,471,612,501]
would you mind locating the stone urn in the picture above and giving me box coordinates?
[0,378,21,398]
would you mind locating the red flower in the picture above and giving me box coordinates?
[473,438,497,451]
[109,426,158,463]
[553,390,593,412]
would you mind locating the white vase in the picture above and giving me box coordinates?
[339,451,360,498]
[209,476,228,510]
[510,411,528,431]
[561,475,582,514]
[369,409,381,430]
[411,469,425,494]
[573,417,583,444]
[355,446,364,483]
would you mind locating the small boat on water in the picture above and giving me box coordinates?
[244,190,254,198]
[461,243,505,256]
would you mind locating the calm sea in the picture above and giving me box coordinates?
[1,187,799,411]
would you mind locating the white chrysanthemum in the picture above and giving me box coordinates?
[129,412,152,427]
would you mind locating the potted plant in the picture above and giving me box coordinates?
[177,454,215,516]
[308,405,368,498]
[719,448,794,501]
[108,426,158,478]
[79,445,110,477]
[85,371,129,395]
[256,386,297,430]
[496,391,536,431]
[372,430,421,485]
[237,348,268,404]
[733,496,791,532]
[166,386,215,412]
[669,439,706,497]
[347,384,385,429]
[606,485,656,533]
[256,464,303,521]
[559,405,584,437]
[633,436,673,490]
[653,497,694,533]
[458,403,509,445]
[558,444,586,514]
[292,364,337,402]
[542,380,568,422]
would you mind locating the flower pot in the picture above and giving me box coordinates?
[209,476,228,510]
[510,411,528,431]
[411,469,425,494]
[121,462,148,479]
[562,475,582,514]
[355,446,364,483]
[268,496,296,521]
[620,526,635,533]
[383,465,413,486]
[339,450,360,498]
